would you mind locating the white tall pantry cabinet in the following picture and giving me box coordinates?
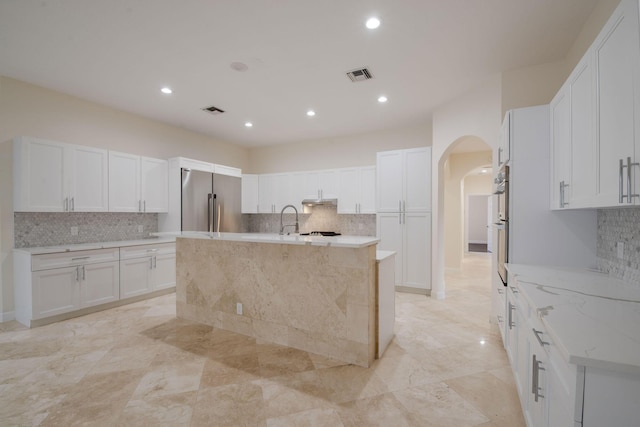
[376,148,431,293]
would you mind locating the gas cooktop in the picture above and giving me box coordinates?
[300,231,342,236]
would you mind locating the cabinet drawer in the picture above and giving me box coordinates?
[120,243,175,260]
[32,248,119,271]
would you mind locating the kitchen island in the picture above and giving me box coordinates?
[169,232,379,367]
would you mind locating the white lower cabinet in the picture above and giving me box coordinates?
[506,272,640,427]
[120,243,176,298]
[14,241,176,327]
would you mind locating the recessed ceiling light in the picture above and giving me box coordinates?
[378,95,388,103]
[366,17,380,29]
[160,87,172,94]
[306,110,316,117]
[245,122,253,128]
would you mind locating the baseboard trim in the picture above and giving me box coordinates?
[25,287,175,328]
[395,285,430,296]
[0,311,16,322]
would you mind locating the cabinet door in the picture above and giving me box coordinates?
[32,266,80,319]
[81,261,119,307]
[337,168,359,214]
[141,157,168,213]
[14,137,66,212]
[68,145,109,212]
[593,0,640,206]
[151,253,176,291]
[241,174,259,213]
[318,170,338,199]
[569,56,596,207]
[258,174,275,213]
[403,212,430,289]
[358,166,376,214]
[120,257,152,298]
[300,171,321,200]
[377,213,402,285]
[498,111,511,168]
[272,173,293,212]
[377,151,403,212]
[550,88,571,209]
[404,148,431,212]
[109,151,141,212]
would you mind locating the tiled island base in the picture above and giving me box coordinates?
[176,238,376,367]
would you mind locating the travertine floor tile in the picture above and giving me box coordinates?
[0,252,525,426]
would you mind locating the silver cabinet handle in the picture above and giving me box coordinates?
[71,197,75,211]
[627,157,639,203]
[143,200,146,212]
[153,256,157,269]
[82,265,85,280]
[71,256,91,261]
[146,248,159,252]
[532,354,545,402]
[64,197,68,212]
[75,266,79,281]
[256,204,259,213]
[559,181,563,208]
[399,200,402,213]
[532,328,550,346]
[619,158,625,203]
[498,147,503,165]
[508,302,515,330]
[150,258,154,269]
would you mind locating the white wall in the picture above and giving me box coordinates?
[0,76,250,318]
[247,121,432,173]
[467,195,488,244]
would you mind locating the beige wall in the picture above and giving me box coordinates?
[0,76,250,317]
[444,151,493,271]
[247,121,432,174]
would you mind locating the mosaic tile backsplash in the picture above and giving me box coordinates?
[242,205,376,236]
[14,212,158,248]
[597,208,640,285]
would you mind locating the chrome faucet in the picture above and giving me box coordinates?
[279,204,299,235]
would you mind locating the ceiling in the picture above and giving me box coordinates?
[0,0,599,148]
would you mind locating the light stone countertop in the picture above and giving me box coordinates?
[506,263,640,374]
[376,250,396,261]
[153,231,379,249]
[14,237,177,255]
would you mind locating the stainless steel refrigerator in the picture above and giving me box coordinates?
[181,168,242,232]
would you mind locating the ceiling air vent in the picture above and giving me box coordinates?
[346,67,373,82]
[202,105,225,115]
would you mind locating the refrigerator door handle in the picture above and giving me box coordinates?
[208,193,213,233]
[213,194,218,233]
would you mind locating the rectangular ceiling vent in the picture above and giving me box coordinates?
[346,67,373,82]
[202,105,225,115]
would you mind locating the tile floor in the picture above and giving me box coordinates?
[0,252,525,426]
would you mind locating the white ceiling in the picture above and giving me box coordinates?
[0,0,598,148]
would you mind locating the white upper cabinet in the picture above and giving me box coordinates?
[109,151,168,213]
[377,147,431,213]
[498,111,511,168]
[551,0,640,208]
[108,152,140,212]
[140,156,168,212]
[337,166,376,214]
[241,174,260,213]
[593,0,640,206]
[13,137,108,212]
[258,173,292,213]
[550,86,572,209]
[300,169,339,200]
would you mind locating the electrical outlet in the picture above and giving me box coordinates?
[137,225,143,233]
[236,302,243,315]
[70,226,78,236]
[617,242,624,259]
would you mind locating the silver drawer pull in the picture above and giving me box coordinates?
[532,328,550,346]
[71,256,91,261]
[146,249,159,252]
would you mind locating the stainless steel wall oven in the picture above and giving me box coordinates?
[495,165,509,286]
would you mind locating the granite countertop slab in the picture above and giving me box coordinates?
[506,263,640,374]
[152,231,379,249]
[14,237,177,255]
